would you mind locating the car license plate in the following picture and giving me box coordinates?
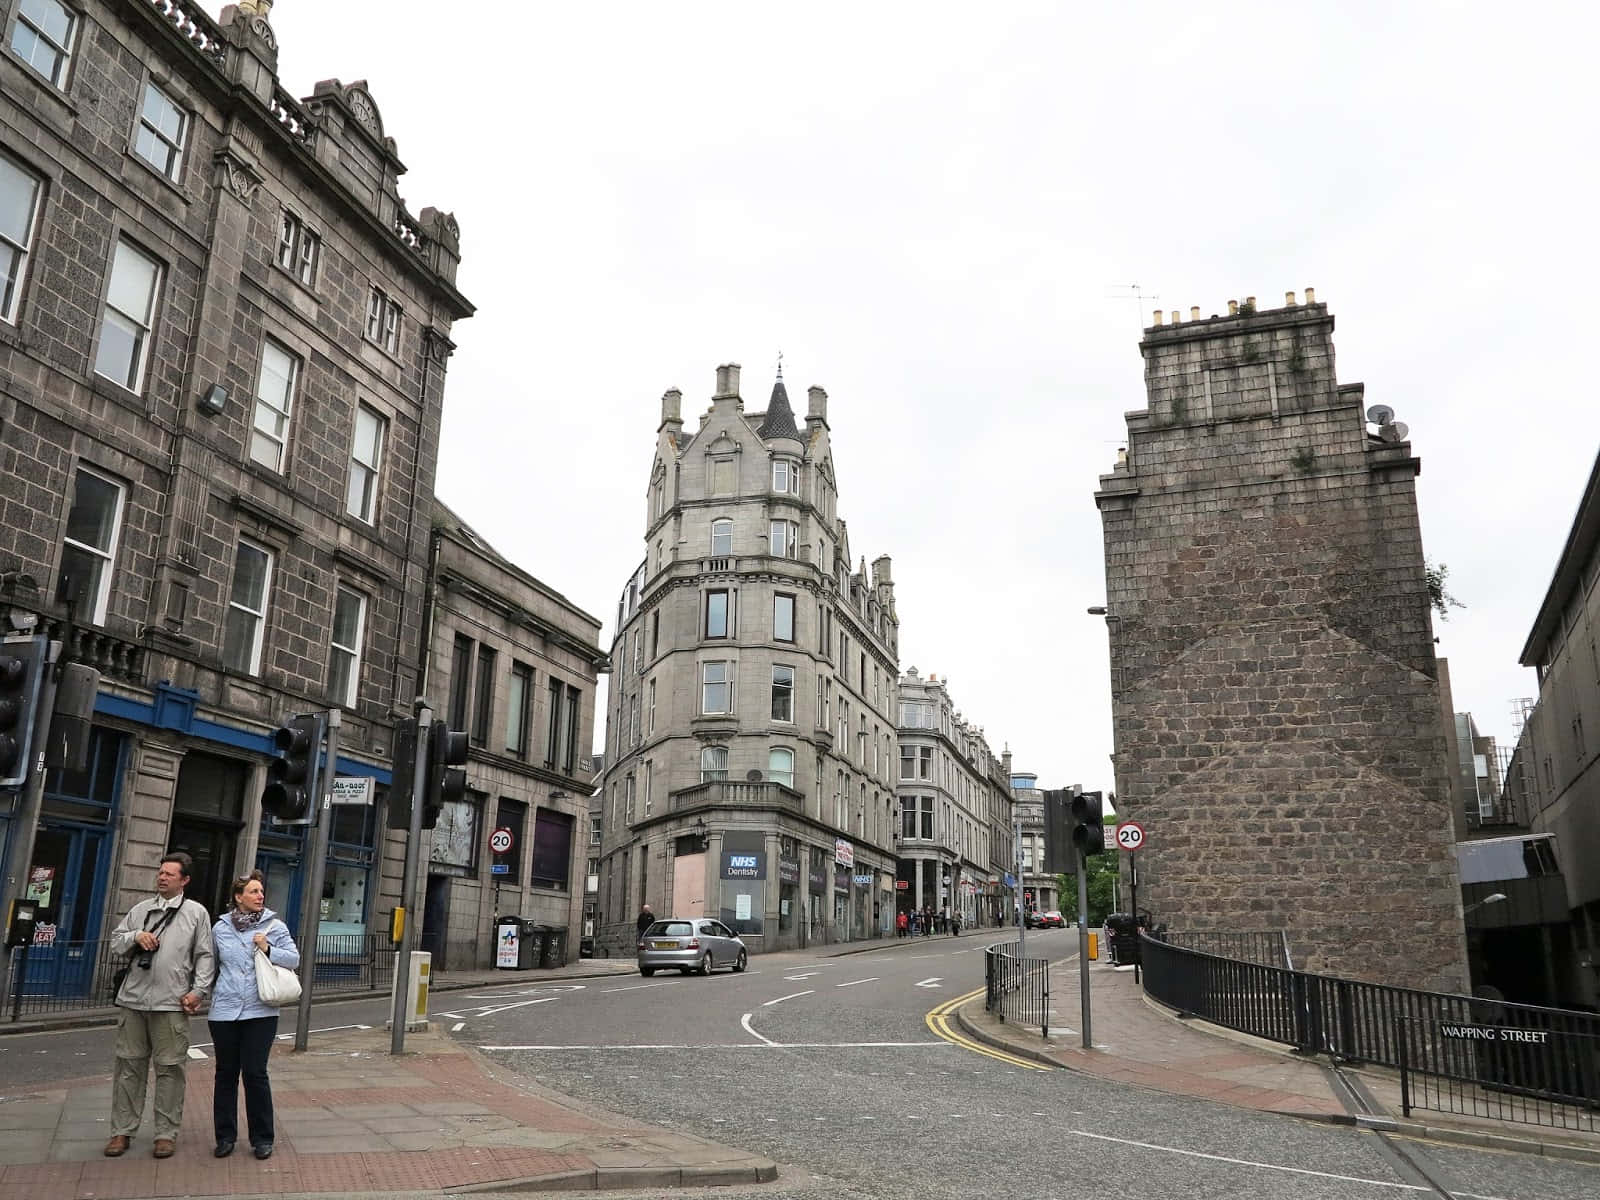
[653,941,677,950]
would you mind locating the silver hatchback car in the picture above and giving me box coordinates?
[637,918,748,976]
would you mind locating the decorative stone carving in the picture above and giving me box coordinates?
[215,148,263,203]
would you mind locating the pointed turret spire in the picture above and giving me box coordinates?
[756,352,801,440]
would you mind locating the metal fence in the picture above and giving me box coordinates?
[1142,932,1600,1132]
[1159,928,1292,969]
[5,933,397,1021]
[984,940,1050,1038]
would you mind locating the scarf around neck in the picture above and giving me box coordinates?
[230,907,267,933]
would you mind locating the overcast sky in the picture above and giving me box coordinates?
[272,2,1598,792]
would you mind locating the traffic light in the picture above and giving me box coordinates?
[0,634,48,789]
[423,722,468,830]
[1071,790,1106,857]
[261,713,325,823]
[385,718,418,831]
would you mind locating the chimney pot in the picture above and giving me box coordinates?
[1246,295,1256,309]
[1305,285,1316,304]
[1227,299,1238,315]
[1152,310,1164,326]
[1286,290,1297,306]
[1190,306,1201,321]
[1170,310,1180,324]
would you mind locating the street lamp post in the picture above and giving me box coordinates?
[1463,892,1507,917]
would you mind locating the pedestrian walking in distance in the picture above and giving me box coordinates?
[636,903,654,941]
[209,871,299,1160]
[104,853,215,1159]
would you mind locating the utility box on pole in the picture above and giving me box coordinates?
[387,950,430,1032]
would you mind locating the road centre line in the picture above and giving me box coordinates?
[479,1040,949,1051]
[835,978,877,987]
[602,980,680,993]
[763,990,814,1006]
[1070,1130,1476,1194]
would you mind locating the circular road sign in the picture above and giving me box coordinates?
[489,827,514,855]
[1115,821,1146,852]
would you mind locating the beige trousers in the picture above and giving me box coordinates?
[112,1008,190,1139]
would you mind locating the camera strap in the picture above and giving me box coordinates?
[129,904,180,955]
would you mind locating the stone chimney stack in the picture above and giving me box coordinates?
[714,363,741,401]
[872,554,893,587]
[807,385,829,428]
[659,388,683,437]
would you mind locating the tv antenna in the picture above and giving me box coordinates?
[1106,283,1160,330]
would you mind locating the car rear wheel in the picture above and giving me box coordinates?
[698,953,713,976]
[639,966,654,977]
[733,950,747,973]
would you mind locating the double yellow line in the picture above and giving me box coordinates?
[925,986,1051,1070]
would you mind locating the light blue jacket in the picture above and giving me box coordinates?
[208,908,300,1022]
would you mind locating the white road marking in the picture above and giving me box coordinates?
[1071,1130,1441,1192]
[452,1022,465,1032]
[835,978,877,987]
[474,996,560,1017]
[479,1039,948,1051]
[782,972,820,981]
[763,990,814,1006]
[915,978,942,988]
[602,980,681,993]
[741,1013,777,1046]
[910,954,944,960]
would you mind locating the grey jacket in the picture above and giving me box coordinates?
[110,896,216,1011]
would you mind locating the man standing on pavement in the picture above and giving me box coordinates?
[635,903,654,944]
[104,852,216,1160]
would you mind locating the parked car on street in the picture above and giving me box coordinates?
[637,918,748,976]
[1033,910,1067,929]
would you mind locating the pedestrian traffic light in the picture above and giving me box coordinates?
[261,713,325,823]
[0,634,48,789]
[422,722,467,830]
[1071,790,1106,856]
[386,717,418,831]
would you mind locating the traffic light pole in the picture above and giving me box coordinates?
[292,709,340,1052]
[1076,848,1091,1049]
[0,638,59,1008]
[391,704,431,1056]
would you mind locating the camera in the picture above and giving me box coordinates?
[135,951,154,969]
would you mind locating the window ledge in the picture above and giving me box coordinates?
[0,51,77,119]
[123,150,194,206]
[230,490,303,537]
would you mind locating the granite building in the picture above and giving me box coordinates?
[1094,292,1468,992]
[0,0,470,987]
[593,363,900,955]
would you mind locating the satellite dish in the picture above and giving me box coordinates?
[745,769,763,782]
[1366,404,1395,426]
[1380,422,1409,443]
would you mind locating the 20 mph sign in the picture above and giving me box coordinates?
[1115,821,1146,852]
[489,827,514,855]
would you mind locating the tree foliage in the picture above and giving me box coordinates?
[1426,558,1465,621]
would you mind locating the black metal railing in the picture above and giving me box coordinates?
[5,933,396,1021]
[1159,929,1291,969]
[984,940,1049,1038]
[1142,932,1600,1131]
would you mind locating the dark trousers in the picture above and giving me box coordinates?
[209,1016,278,1147]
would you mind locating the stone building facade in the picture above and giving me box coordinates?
[410,502,604,970]
[1094,292,1468,992]
[593,363,900,955]
[0,1,470,988]
[1007,769,1060,918]
[894,668,1011,929]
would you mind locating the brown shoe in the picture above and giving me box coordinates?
[152,1139,175,1159]
[104,1135,130,1157]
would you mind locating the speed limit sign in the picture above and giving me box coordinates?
[489,827,514,855]
[1114,821,1146,852]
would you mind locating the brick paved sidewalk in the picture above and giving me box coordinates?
[957,954,1600,1165]
[0,1025,777,1199]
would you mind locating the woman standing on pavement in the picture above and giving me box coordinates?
[208,871,299,1160]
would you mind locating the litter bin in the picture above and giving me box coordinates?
[516,920,540,969]
[537,926,567,968]
[1104,913,1139,966]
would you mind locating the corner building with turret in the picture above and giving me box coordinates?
[594,363,900,955]
[1094,293,1468,992]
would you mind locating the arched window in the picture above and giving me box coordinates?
[701,745,728,782]
[710,519,732,557]
[768,747,794,788]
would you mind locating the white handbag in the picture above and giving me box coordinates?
[254,946,302,1006]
